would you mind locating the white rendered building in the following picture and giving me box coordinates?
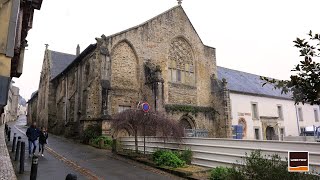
[218,66,320,140]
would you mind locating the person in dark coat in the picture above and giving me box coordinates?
[26,122,40,157]
[38,127,48,156]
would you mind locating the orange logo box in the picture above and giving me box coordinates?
[288,151,309,172]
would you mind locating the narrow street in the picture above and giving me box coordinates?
[6,116,181,180]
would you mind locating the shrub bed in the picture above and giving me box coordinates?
[210,150,320,180]
[81,124,101,144]
[173,149,193,165]
[90,136,113,148]
[152,150,186,168]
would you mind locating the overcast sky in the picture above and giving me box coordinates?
[13,0,320,100]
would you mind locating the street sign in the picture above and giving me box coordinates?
[142,102,150,113]
[288,151,309,172]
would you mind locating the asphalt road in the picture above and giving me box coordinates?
[6,116,181,180]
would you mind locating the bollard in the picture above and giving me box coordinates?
[30,155,38,180]
[66,174,77,180]
[112,138,117,153]
[19,141,25,174]
[7,128,11,141]
[15,137,21,161]
[99,138,104,149]
[12,136,17,152]
[5,124,8,135]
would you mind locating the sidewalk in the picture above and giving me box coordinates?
[6,118,85,180]
[0,125,17,180]
[7,116,180,180]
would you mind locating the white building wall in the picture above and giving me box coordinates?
[0,84,19,124]
[18,105,27,116]
[296,104,320,131]
[230,92,320,140]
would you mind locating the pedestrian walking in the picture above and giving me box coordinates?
[38,127,48,157]
[26,122,40,157]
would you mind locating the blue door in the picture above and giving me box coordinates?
[232,125,243,139]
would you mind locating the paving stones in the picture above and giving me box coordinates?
[0,125,17,180]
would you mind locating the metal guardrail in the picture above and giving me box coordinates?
[120,136,320,173]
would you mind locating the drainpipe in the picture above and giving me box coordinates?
[295,104,300,135]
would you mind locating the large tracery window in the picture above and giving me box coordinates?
[168,37,195,86]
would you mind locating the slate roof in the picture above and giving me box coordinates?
[217,66,292,100]
[27,90,38,103]
[50,51,76,79]
[51,44,96,81]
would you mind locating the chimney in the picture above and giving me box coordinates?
[76,44,80,56]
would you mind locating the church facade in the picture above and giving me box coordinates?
[27,5,232,138]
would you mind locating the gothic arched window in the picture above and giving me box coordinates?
[168,37,195,86]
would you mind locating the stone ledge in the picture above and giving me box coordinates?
[0,125,17,180]
[168,82,197,90]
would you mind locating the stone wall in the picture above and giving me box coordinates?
[27,94,38,126]
[45,5,231,138]
[49,50,100,137]
[95,6,230,137]
[10,86,19,119]
[36,49,50,129]
[99,6,217,108]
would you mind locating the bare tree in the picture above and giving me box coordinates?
[112,109,184,153]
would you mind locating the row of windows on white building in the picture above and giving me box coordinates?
[249,103,319,140]
[250,103,319,122]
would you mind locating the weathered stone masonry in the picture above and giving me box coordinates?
[28,5,232,138]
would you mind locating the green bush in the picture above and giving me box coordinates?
[210,166,244,180]
[173,149,193,165]
[210,150,320,180]
[82,124,101,144]
[153,149,166,161]
[239,150,320,180]
[152,150,185,168]
[91,136,113,147]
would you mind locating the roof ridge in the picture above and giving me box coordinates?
[48,49,76,57]
[217,66,282,81]
[104,5,181,39]
[217,66,292,100]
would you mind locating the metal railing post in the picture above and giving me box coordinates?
[19,141,25,174]
[7,128,11,141]
[30,155,39,180]
[12,135,17,152]
[15,136,21,161]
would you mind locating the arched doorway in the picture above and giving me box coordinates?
[116,128,130,138]
[266,126,275,140]
[113,124,133,138]
[179,115,196,137]
[180,118,193,129]
[179,115,195,130]
[238,118,247,138]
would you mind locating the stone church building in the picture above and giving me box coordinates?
[27,5,232,138]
